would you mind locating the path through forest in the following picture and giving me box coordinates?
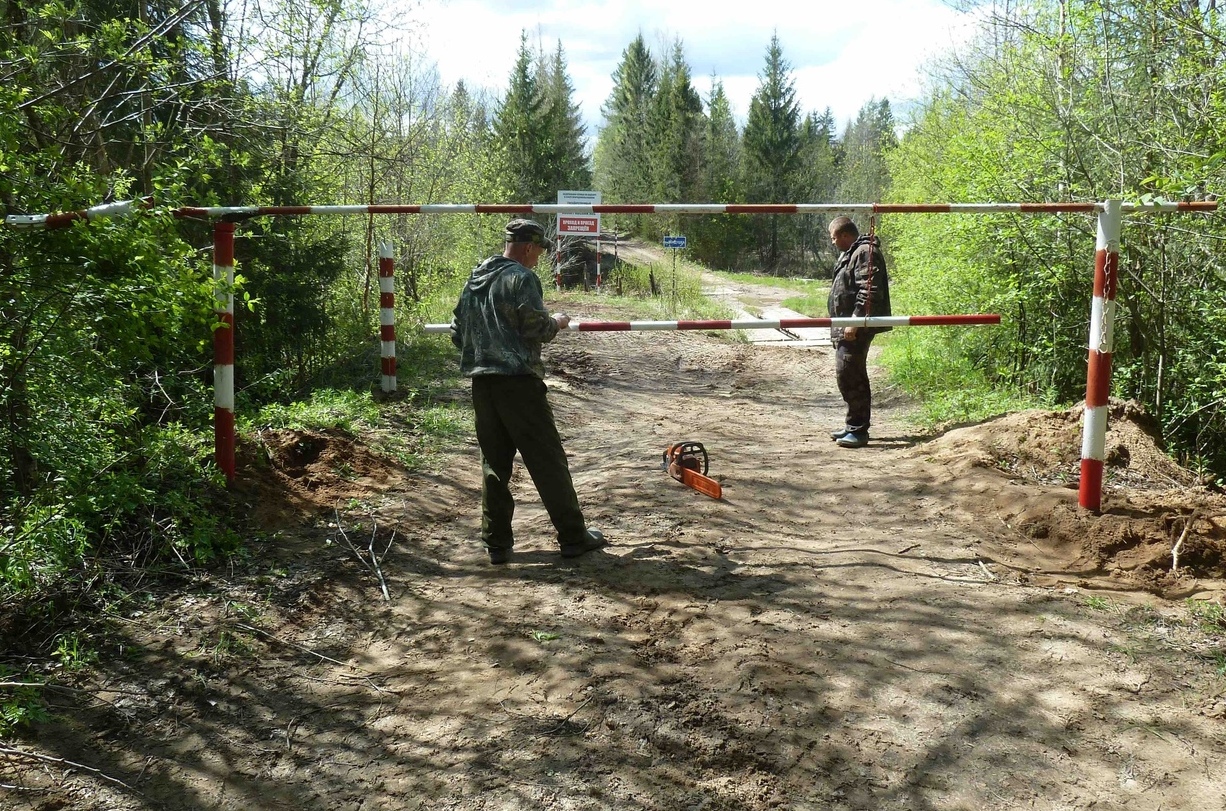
[5,264,1226,811]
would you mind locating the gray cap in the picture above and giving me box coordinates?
[504,218,554,250]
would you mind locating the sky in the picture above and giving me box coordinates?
[405,0,983,137]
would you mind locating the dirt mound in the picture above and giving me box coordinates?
[920,400,1226,597]
[930,399,1196,489]
[233,428,410,526]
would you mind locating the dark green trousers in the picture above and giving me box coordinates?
[471,375,587,551]
[835,334,875,432]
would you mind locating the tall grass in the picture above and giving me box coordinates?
[879,329,1049,428]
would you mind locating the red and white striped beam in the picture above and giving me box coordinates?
[422,314,1001,334]
[7,198,1210,229]
[173,201,1216,219]
[4,197,152,230]
[1079,200,1122,512]
[212,221,237,485]
[378,242,397,393]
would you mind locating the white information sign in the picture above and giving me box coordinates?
[557,190,601,235]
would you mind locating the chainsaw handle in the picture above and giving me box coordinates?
[662,441,709,476]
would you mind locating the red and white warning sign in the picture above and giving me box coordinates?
[558,215,599,234]
[557,190,600,235]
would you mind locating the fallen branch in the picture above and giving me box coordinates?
[233,622,352,670]
[232,622,385,695]
[541,697,594,736]
[1171,513,1197,573]
[368,525,394,602]
[334,505,395,601]
[0,746,136,792]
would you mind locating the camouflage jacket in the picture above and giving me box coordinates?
[449,256,560,378]
[827,235,891,344]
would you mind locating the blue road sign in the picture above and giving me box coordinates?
[663,235,687,249]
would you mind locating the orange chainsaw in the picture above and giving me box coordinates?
[661,441,722,499]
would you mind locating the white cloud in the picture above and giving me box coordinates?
[407,0,980,134]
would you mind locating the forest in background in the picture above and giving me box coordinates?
[1,0,1225,614]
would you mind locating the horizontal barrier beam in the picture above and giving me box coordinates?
[4,198,151,230]
[8,200,1212,228]
[424,314,1001,334]
[173,201,1216,219]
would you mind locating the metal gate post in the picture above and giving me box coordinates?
[213,221,236,484]
[378,242,397,392]
[1079,199,1122,511]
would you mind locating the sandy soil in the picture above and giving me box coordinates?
[4,264,1226,811]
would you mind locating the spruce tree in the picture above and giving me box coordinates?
[836,98,896,204]
[742,34,803,271]
[796,108,840,267]
[647,39,704,238]
[542,41,592,194]
[700,79,743,203]
[691,78,751,269]
[492,32,550,202]
[594,34,657,230]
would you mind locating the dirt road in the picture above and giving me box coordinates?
[6,274,1226,811]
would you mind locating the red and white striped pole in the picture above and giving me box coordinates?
[421,314,1001,334]
[378,242,397,393]
[1079,200,1122,511]
[213,221,237,485]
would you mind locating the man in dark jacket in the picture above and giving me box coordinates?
[826,216,891,448]
[450,219,606,565]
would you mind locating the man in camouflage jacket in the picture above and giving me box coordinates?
[826,216,891,448]
[450,219,606,564]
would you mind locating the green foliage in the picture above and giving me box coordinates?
[251,388,380,433]
[0,671,49,737]
[52,630,99,672]
[414,405,468,440]
[591,33,840,273]
[743,35,802,201]
[837,99,896,204]
[233,212,353,398]
[8,0,1226,645]
[360,340,473,471]
[601,257,732,322]
[1186,599,1225,635]
[1,421,238,596]
[794,110,841,268]
[714,270,823,292]
[541,42,593,195]
[778,293,826,315]
[886,0,1226,476]
[0,0,530,612]
[1,204,238,595]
